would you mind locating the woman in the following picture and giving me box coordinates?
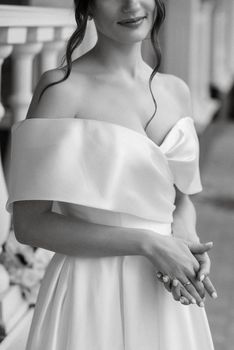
[6,0,217,349]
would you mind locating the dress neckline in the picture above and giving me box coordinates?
[73,116,194,149]
[14,116,194,150]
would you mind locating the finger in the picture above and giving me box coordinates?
[156,272,165,284]
[191,256,201,274]
[156,273,171,292]
[195,253,211,281]
[190,278,206,299]
[171,279,181,301]
[162,275,170,283]
[163,275,172,292]
[171,280,190,305]
[189,242,213,254]
[179,286,197,305]
[180,279,205,307]
[171,280,189,305]
[180,296,189,305]
[197,261,211,282]
[203,276,218,299]
[156,272,163,280]
[180,296,190,306]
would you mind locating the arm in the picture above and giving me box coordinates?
[13,200,151,258]
[172,189,200,243]
[13,200,213,307]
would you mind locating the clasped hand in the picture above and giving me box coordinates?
[147,237,218,307]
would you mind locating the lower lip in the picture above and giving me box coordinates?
[118,18,145,28]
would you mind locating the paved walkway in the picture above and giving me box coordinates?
[193,120,234,350]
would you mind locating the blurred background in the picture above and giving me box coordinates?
[0,0,233,349]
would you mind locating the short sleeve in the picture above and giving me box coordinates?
[5,118,176,223]
[160,118,203,195]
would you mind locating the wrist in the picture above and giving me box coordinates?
[139,229,166,260]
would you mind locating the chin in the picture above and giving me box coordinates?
[111,29,150,45]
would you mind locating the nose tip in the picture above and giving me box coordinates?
[121,0,141,14]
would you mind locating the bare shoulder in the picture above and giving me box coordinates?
[158,73,192,117]
[156,72,193,117]
[148,72,194,142]
[26,68,81,119]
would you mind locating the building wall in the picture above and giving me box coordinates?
[30,0,72,8]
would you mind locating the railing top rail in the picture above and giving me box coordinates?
[0,5,75,27]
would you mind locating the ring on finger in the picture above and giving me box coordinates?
[183,281,191,288]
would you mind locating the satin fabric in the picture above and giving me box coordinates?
[6,117,214,350]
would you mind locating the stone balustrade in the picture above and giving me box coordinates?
[0,5,97,125]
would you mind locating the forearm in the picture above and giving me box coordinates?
[16,210,158,258]
[172,192,200,243]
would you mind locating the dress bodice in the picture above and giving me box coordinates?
[6,117,202,233]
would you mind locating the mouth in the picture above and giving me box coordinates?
[117,16,147,26]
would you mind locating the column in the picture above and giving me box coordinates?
[40,40,65,74]
[197,0,214,99]
[9,42,42,123]
[162,0,219,131]
[163,0,200,88]
[210,0,232,92]
[226,0,234,77]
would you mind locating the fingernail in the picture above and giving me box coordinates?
[191,298,196,304]
[200,274,205,282]
[212,292,218,299]
[172,279,179,287]
[199,301,205,307]
[163,275,169,283]
[206,241,213,246]
[180,297,185,304]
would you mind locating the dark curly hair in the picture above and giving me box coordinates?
[39,0,166,131]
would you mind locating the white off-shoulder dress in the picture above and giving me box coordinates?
[6,117,214,350]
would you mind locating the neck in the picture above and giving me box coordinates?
[92,32,145,78]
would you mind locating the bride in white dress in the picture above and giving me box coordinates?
[6,0,217,349]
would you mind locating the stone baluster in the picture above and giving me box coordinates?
[9,41,42,123]
[40,40,65,74]
[38,26,74,75]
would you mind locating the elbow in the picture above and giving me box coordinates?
[12,204,34,246]
[13,215,31,246]
[12,200,52,247]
